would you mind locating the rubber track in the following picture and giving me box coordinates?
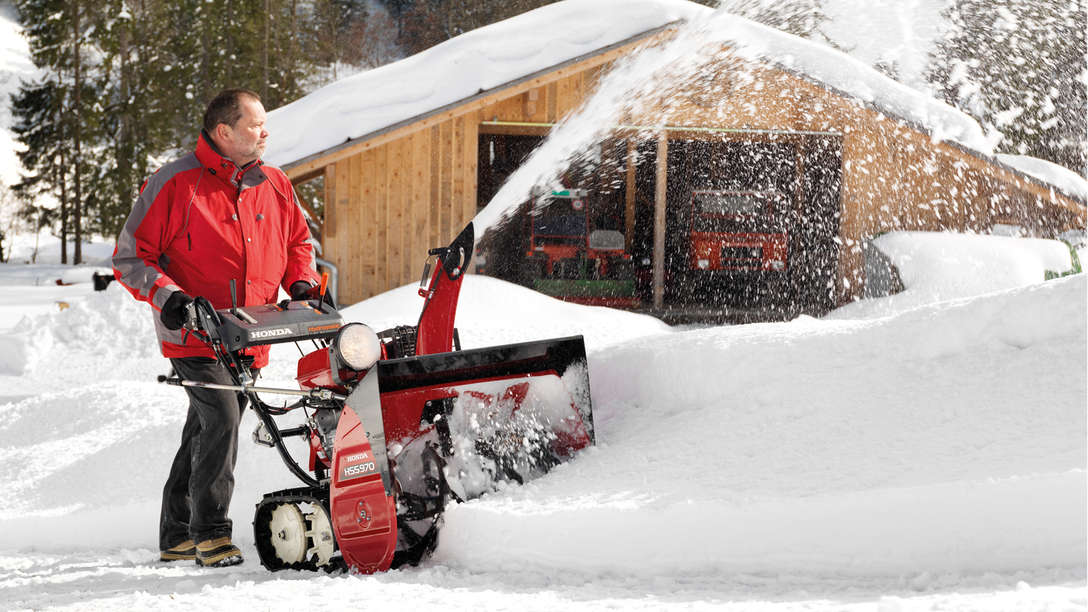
[253,487,344,572]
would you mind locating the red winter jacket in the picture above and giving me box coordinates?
[113,132,319,367]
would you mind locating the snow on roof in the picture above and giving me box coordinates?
[686,9,990,152]
[996,154,1088,202]
[267,0,999,178]
[263,0,704,168]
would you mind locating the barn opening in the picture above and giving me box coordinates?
[663,134,843,315]
[475,129,843,319]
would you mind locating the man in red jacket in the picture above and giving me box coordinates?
[113,89,321,567]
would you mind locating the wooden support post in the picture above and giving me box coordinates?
[625,138,637,251]
[653,133,668,310]
[794,137,805,220]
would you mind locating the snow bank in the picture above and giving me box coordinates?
[2,233,116,266]
[829,231,1077,319]
[339,273,671,352]
[438,274,1086,578]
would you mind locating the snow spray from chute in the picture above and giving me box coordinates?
[470,4,737,240]
[467,0,997,244]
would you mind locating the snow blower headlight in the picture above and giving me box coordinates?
[334,323,382,371]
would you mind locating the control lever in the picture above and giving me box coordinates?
[318,272,329,304]
[229,279,257,323]
[311,271,331,313]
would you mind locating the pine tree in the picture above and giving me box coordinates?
[392,0,561,55]
[11,0,402,250]
[87,0,175,237]
[11,0,102,264]
[69,0,88,264]
[718,0,839,48]
[926,0,1087,174]
[10,78,67,256]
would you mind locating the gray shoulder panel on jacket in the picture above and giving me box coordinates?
[141,153,202,206]
[113,153,201,299]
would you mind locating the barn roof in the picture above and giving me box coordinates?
[265,0,1086,204]
[264,0,703,168]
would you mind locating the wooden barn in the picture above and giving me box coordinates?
[267,1,1086,317]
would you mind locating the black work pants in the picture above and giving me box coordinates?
[159,357,253,549]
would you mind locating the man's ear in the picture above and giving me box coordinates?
[215,122,231,143]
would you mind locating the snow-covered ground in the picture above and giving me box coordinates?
[0,231,1084,611]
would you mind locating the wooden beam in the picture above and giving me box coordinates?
[323,164,335,240]
[333,160,352,299]
[653,133,668,309]
[793,137,805,222]
[349,152,363,304]
[452,116,466,233]
[388,138,405,290]
[375,145,389,299]
[477,123,552,137]
[361,149,377,302]
[429,125,441,248]
[411,128,430,283]
[440,121,453,242]
[625,138,636,251]
[464,117,479,223]
[288,167,324,183]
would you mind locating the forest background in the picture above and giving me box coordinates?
[1,0,1085,264]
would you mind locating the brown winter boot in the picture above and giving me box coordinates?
[159,539,196,562]
[194,537,243,567]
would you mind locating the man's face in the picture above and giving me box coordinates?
[219,96,267,166]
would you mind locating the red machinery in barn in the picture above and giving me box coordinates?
[162,223,594,572]
[520,188,638,307]
[680,189,792,302]
[687,190,790,276]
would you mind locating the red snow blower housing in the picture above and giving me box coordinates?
[160,223,594,572]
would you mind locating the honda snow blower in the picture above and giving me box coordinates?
[160,223,594,573]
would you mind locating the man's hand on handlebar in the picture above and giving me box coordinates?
[161,291,196,330]
[289,280,336,309]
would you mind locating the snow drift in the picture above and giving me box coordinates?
[436,274,1086,578]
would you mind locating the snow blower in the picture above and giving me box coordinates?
[159,222,594,572]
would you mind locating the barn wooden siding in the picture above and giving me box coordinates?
[322,117,478,305]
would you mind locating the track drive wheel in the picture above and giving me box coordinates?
[305,504,336,567]
[255,490,339,571]
[267,503,308,565]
